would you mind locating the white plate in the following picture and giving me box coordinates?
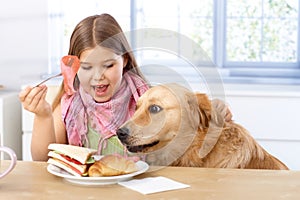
[47,161,149,186]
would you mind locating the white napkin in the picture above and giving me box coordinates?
[118,176,190,195]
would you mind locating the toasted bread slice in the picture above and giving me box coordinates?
[48,143,97,164]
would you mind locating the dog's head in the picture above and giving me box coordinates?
[117,83,212,159]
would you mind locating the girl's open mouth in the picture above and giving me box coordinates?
[94,85,109,96]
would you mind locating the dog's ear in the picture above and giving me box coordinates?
[184,92,201,130]
[194,93,211,130]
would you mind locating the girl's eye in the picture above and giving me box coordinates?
[104,64,114,68]
[81,65,92,70]
[149,104,162,113]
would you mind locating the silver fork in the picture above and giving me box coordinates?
[35,73,62,87]
[35,57,75,87]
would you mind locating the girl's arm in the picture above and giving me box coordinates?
[19,85,67,161]
[31,104,67,161]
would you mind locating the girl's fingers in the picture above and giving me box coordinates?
[21,85,48,112]
[29,86,47,109]
[19,86,33,102]
[35,87,48,109]
[225,108,233,122]
[24,87,41,105]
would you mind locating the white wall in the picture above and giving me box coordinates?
[0,0,48,91]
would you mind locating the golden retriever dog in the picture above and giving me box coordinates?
[117,83,288,170]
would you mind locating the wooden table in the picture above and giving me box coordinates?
[1,161,299,200]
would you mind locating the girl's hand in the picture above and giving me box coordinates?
[18,85,52,117]
[211,99,233,122]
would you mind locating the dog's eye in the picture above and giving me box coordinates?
[149,105,162,113]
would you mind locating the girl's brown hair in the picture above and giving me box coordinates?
[52,13,146,110]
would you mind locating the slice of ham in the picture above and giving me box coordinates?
[60,55,80,95]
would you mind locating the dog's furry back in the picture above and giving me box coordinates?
[170,91,288,170]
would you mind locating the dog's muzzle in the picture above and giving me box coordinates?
[116,127,160,153]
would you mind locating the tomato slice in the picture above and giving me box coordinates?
[60,154,82,165]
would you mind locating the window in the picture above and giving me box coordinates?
[223,0,300,84]
[48,0,300,85]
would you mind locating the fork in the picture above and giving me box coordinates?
[35,73,62,87]
[35,57,75,87]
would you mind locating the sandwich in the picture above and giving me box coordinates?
[88,154,138,177]
[47,143,97,177]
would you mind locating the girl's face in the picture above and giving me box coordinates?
[77,46,127,103]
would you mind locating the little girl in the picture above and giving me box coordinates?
[19,14,149,161]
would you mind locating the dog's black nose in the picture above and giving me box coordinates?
[116,127,129,141]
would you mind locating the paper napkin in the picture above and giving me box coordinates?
[118,176,190,195]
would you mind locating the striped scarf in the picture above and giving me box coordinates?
[61,71,149,150]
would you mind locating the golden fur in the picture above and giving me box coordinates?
[117,83,288,170]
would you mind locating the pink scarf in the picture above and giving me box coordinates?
[61,71,149,147]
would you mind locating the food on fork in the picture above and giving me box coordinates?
[88,154,138,177]
[47,143,97,177]
[60,55,80,95]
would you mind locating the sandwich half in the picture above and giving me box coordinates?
[47,143,97,177]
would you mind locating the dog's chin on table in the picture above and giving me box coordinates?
[117,83,289,170]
